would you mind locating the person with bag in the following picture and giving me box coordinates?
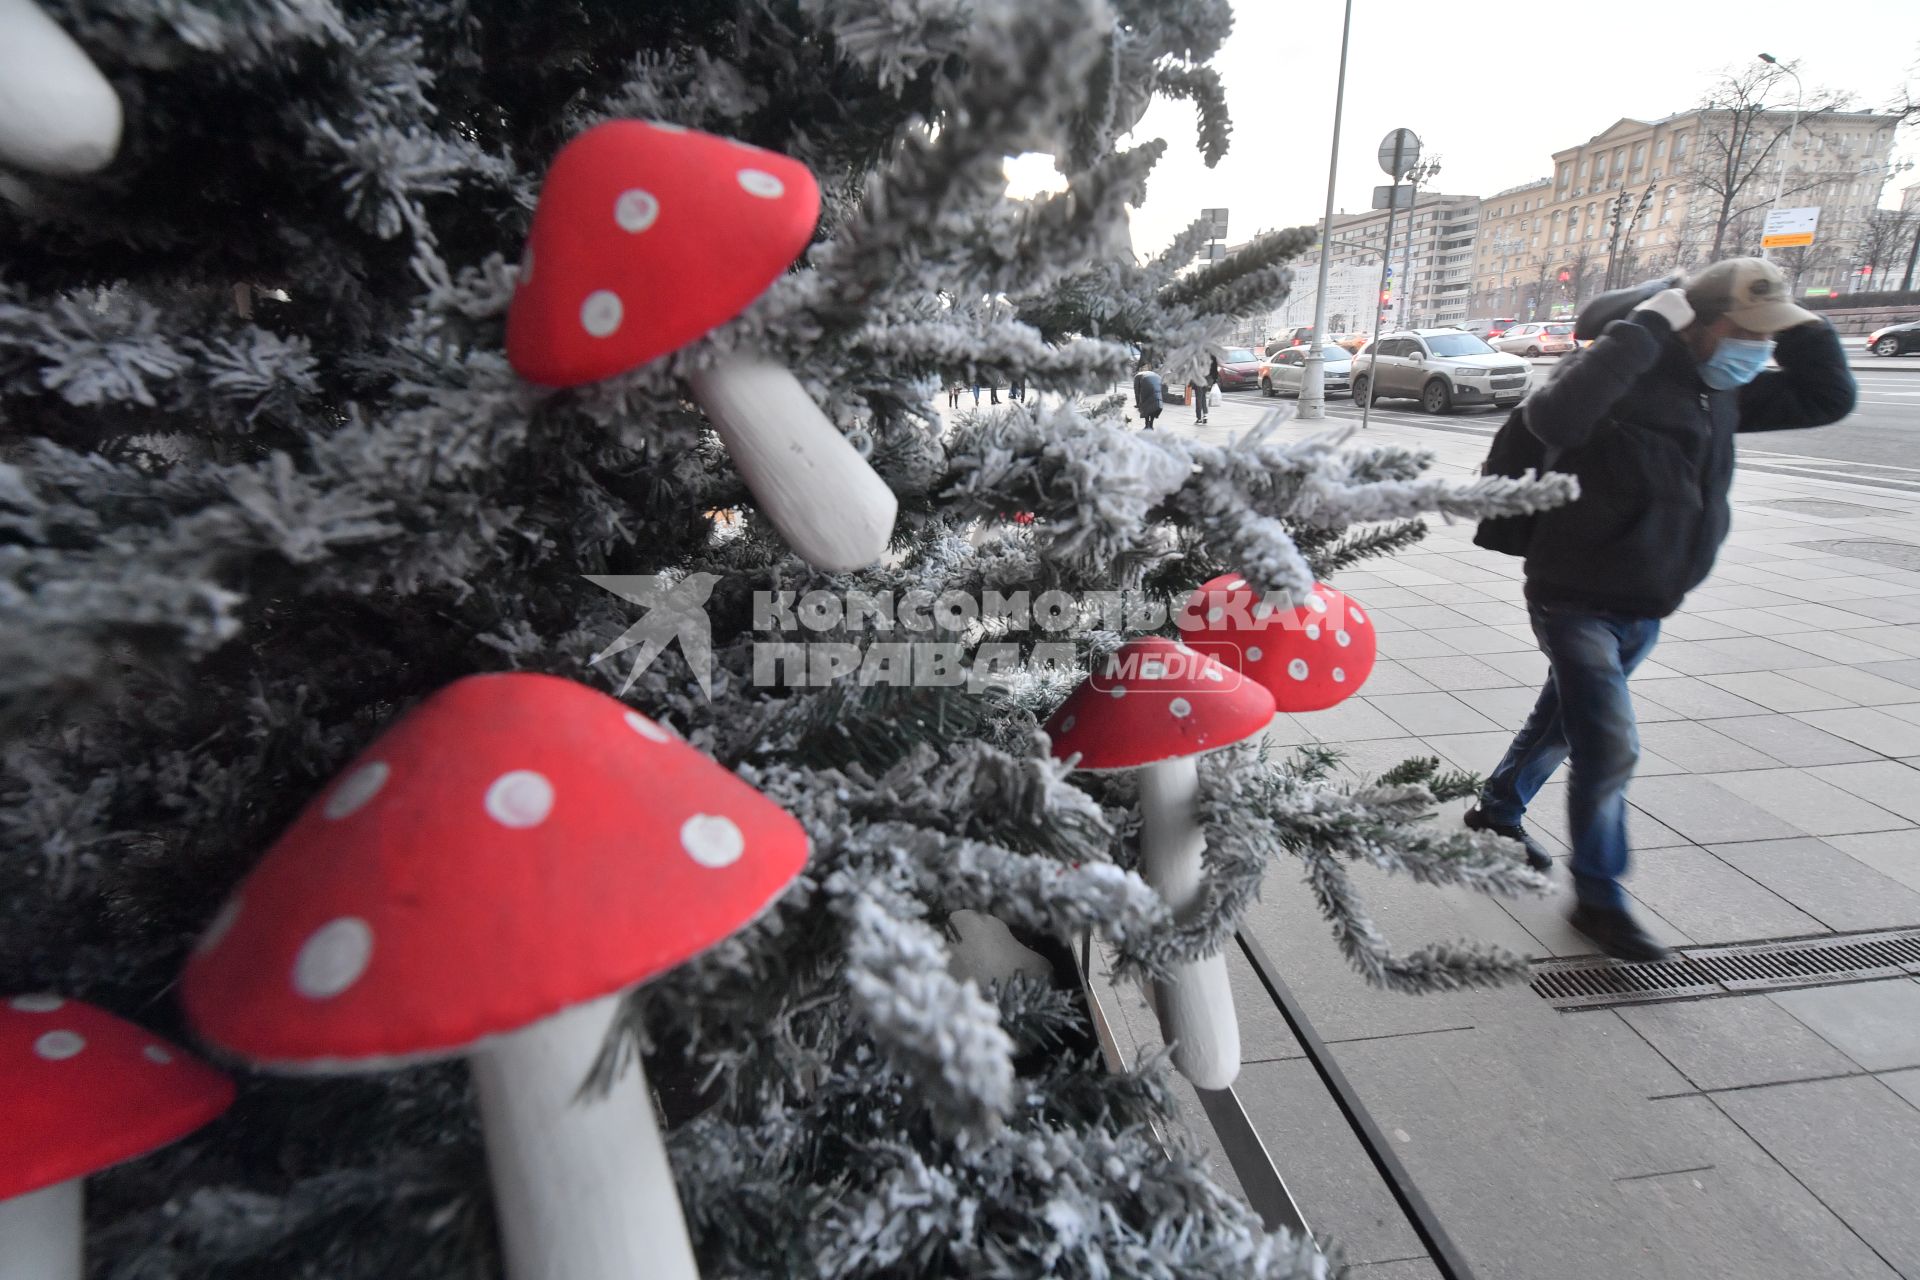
[1466,258,1855,962]
[1132,363,1164,431]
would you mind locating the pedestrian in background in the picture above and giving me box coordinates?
[1468,258,1855,962]
[1132,364,1163,431]
[948,381,960,409]
[971,382,981,405]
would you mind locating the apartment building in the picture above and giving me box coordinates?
[1267,260,1378,337]
[1471,109,1901,320]
[1326,192,1481,330]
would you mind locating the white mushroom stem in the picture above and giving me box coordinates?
[0,1180,82,1280]
[469,993,699,1280]
[688,356,898,572]
[0,0,123,176]
[1136,756,1240,1091]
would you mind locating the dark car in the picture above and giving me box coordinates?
[1213,347,1264,391]
[1866,320,1920,357]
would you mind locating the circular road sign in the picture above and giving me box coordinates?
[1377,129,1421,180]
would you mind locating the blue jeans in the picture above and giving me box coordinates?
[1479,602,1661,910]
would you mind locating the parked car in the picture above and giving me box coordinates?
[1351,329,1531,415]
[1261,346,1352,398]
[1334,332,1370,354]
[1865,320,1920,356]
[1461,316,1518,341]
[1491,321,1577,357]
[1212,347,1264,391]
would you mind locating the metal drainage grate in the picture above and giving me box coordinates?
[1794,538,1920,572]
[1532,927,1920,1010]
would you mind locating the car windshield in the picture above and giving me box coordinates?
[1545,324,1573,335]
[1424,333,1496,357]
[1224,348,1257,363]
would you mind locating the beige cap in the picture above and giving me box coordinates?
[1685,257,1819,334]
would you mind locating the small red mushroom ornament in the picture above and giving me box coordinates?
[181,672,810,1280]
[1045,636,1275,1090]
[0,996,232,1280]
[507,120,896,572]
[1184,573,1377,712]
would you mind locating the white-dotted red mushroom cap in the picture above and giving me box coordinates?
[506,120,821,388]
[1044,636,1276,772]
[179,674,810,1070]
[1182,573,1377,712]
[0,996,233,1201]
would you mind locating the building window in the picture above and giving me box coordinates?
[1632,143,1645,169]
[1671,132,1687,158]
[1654,138,1666,157]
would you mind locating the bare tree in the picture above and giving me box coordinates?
[1684,60,1850,260]
[1857,208,1919,285]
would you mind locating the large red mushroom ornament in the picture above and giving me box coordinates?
[180,673,810,1280]
[0,0,122,176]
[1184,573,1377,711]
[0,996,232,1280]
[1044,636,1276,1090]
[507,120,897,572]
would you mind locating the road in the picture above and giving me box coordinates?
[1236,355,1920,495]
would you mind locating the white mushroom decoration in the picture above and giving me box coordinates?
[0,0,122,176]
[1044,636,1277,1090]
[180,673,811,1280]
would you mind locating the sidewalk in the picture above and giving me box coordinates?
[1094,393,1920,1279]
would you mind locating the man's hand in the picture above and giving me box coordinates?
[1633,288,1695,333]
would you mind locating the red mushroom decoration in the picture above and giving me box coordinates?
[0,996,232,1280]
[1184,573,1377,712]
[506,120,897,572]
[180,673,810,1280]
[1045,636,1276,1090]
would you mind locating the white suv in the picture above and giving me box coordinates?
[1352,329,1531,415]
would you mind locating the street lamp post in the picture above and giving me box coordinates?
[1758,52,1804,262]
[1299,0,1353,422]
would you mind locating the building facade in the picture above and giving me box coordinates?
[1267,260,1378,338]
[1325,192,1480,332]
[1470,109,1901,321]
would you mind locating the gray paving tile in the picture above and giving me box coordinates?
[1299,698,1411,743]
[1849,626,1920,658]
[1351,660,1438,697]
[1342,585,1444,609]
[1620,846,1823,942]
[1700,715,1880,768]
[1374,629,1467,660]
[1715,1075,1920,1276]
[1620,994,1858,1090]
[1772,629,1915,664]
[1620,1097,1903,1280]
[1832,595,1920,626]
[1708,837,1920,932]
[1882,1068,1920,1110]
[1367,692,1501,737]
[1688,606,1796,635]
[1762,603,1891,631]
[1628,775,1807,845]
[1786,665,1920,706]
[1803,761,1920,824]
[1631,676,1773,720]
[1396,655,1524,692]
[1365,604,1484,633]
[1682,584,1806,609]
[1440,600,1532,628]
[1323,736,1439,784]
[1795,708,1920,758]
[1261,712,1319,748]
[1344,1260,1441,1279]
[1635,721,1782,773]
[1855,658,1920,692]
[1697,671,1854,713]
[1496,861,1695,956]
[1706,769,1909,838]
[1651,612,1749,642]
[1424,624,1538,656]
[1770,980,1920,1071]
[1234,1058,1429,1265]
[1826,831,1920,895]
[1654,637,1831,676]
[1418,730,1519,775]
[1452,684,1544,726]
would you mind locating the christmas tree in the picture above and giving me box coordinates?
[1,1,1569,1275]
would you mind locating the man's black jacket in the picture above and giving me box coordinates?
[1518,312,1856,618]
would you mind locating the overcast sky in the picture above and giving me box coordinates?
[1009,1,1918,257]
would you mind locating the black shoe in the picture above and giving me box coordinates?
[1463,806,1553,872]
[1569,903,1673,964]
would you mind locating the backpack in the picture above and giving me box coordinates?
[1472,405,1554,557]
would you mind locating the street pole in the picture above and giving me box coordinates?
[1758,53,1803,262]
[1299,0,1352,422]
[1364,168,1402,434]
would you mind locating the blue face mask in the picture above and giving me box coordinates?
[1699,336,1774,390]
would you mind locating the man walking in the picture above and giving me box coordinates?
[1467,258,1855,961]
[1132,364,1163,431]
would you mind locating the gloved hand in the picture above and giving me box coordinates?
[1633,287,1695,332]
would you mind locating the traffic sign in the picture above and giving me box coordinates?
[1199,207,1229,240]
[1377,129,1420,180]
[1762,206,1819,249]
